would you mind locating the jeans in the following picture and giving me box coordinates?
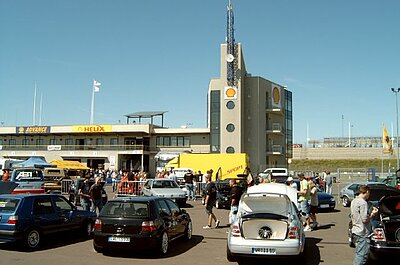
[300,200,310,219]
[229,205,238,224]
[185,183,195,200]
[326,184,332,194]
[91,198,104,214]
[353,234,370,265]
[80,196,91,211]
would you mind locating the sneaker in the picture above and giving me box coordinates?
[303,226,312,232]
[203,225,212,229]
[215,220,220,228]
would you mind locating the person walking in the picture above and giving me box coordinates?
[78,178,92,211]
[325,171,333,194]
[298,173,312,231]
[184,170,195,201]
[89,177,105,215]
[351,185,379,265]
[309,178,319,229]
[228,179,243,224]
[203,174,220,229]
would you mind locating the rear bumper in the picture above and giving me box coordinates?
[93,233,160,251]
[0,229,23,243]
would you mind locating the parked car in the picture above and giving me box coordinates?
[348,193,400,261]
[0,193,96,250]
[10,167,45,194]
[142,178,187,207]
[227,183,305,262]
[93,196,192,255]
[339,181,389,207]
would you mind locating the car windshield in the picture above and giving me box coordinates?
[0,198,20,213]
[153,180,179,189]
[101,202,149,217]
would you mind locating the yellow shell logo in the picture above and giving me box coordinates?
[18,127,25,133]
[226,87,236,98]
[273,87,280,104]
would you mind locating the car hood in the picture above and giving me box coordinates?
[318,192,333,200]
[379,195,400,217]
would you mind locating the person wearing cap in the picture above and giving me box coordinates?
[2,168,10,181]
[287,176,298,190]
[297,172,312,231]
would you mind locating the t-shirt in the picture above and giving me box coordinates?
[310,186,319,206]
[89,184,103,201]
[350,197,371,237]
[299,179,310,202]
[205,182,217,205]
[230,185,243,207]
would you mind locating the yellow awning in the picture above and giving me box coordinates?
[50,160,89,170]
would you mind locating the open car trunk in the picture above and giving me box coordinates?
[241,213,288,240]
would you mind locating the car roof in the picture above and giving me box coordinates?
[0,193,61,199]
[246,183,298,204]
[109,196,161,203]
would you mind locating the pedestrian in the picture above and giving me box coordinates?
[228,179,243,224]
[203,174,220,229]
[350,185,379,265]
[297,173,312,231]
[325,171,333,194]
[184,169,195,201]
[2,168,10,181]
[286,176,298,190]
[309,178,319,229]
[89,176,105,215]
[78,178,92,211]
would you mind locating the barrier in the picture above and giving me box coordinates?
[61,179,73,194]
[116,180,145,197]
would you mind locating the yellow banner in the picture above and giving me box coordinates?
[72,125,112,133]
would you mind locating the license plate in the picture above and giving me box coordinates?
[108,236,130,243]
[252,247,276,254]
[320,204,330,208]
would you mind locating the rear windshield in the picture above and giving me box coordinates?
[153,180,179,188]
[0,198,20,213]
[101,202,149,218]
[12,169,43,182]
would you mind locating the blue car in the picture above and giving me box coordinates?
[0,193,97,250]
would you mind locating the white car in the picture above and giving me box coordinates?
[227,183,306,262]
[142,178,187,207]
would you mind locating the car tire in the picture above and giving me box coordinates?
[25,228,41,250]
[342,196,350,207]
[184,221,193,241]
[226,245,237,262]
[158,231,169,255]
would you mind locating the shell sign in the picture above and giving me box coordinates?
[271,84,281,108]
[224,86,237,100]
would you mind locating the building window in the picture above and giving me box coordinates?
[226,123,235,132]
[156,136,190,147]
[226,146,235,153]
[96,138,104,146]
[36,139,44,146]
[9,139,16,145]
[210,90,220,153]
[226,100,235,110]
[22,139,30,146]
[110,138,118,145]
[49,139,57,145]
[65,139,73,146]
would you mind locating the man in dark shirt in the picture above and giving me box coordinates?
[203,174,220,229]
[184,170,195,201]
[229,179,243,224]
[89,177,105,215]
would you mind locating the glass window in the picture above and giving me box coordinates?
[33,197,54,215]
[36,139,44,146]
[96,138,104,145]
[226,123,235,132]
[53,196,73,212]
[110,138,118,145]
[22,139,30,146]
[165,199,180,215]
[9,139,16,145]
[65,139,73,146]
[226,100,235,110]
[157,200,171,216]
[50,139,57,145]
[177,137,184,146]
[226,146,235,153]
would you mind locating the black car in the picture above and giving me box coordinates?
[93,196,192,255]
[0,193,97,250]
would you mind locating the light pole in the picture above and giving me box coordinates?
[391,88,400,169]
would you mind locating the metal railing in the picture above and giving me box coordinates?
[115,180,146,197]
[0,144,150,151]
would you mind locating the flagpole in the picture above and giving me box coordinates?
[33,83,37,125]
[90,80,95,124]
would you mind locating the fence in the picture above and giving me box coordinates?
[115,181,145,197]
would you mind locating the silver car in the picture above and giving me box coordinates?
[339,181,387,207]
[227,183,306,262]
[142,178,187,207]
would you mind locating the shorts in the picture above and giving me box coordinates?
[205,203,214,214]
[299,200,310,218]
[310,205,318,214]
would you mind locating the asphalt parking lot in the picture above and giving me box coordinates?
[0,184,396,265]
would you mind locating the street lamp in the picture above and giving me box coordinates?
[391,88,400,169]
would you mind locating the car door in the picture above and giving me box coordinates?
[156,199,177,238]
[165,199,186,235]
[52,195,79,232]
[31,197,61,234]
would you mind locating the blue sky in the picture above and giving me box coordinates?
[1,0,400,144]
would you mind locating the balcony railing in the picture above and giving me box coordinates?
[267,144,283,154]
[266,123,283,133]
[0,144,150,152]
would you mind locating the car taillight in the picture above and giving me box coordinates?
[7,216,18,225]
[231,224,241,237]
[94,219,102,231]
[141,221,157,232]
[372,228,386,241]
[288,225,299,239]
